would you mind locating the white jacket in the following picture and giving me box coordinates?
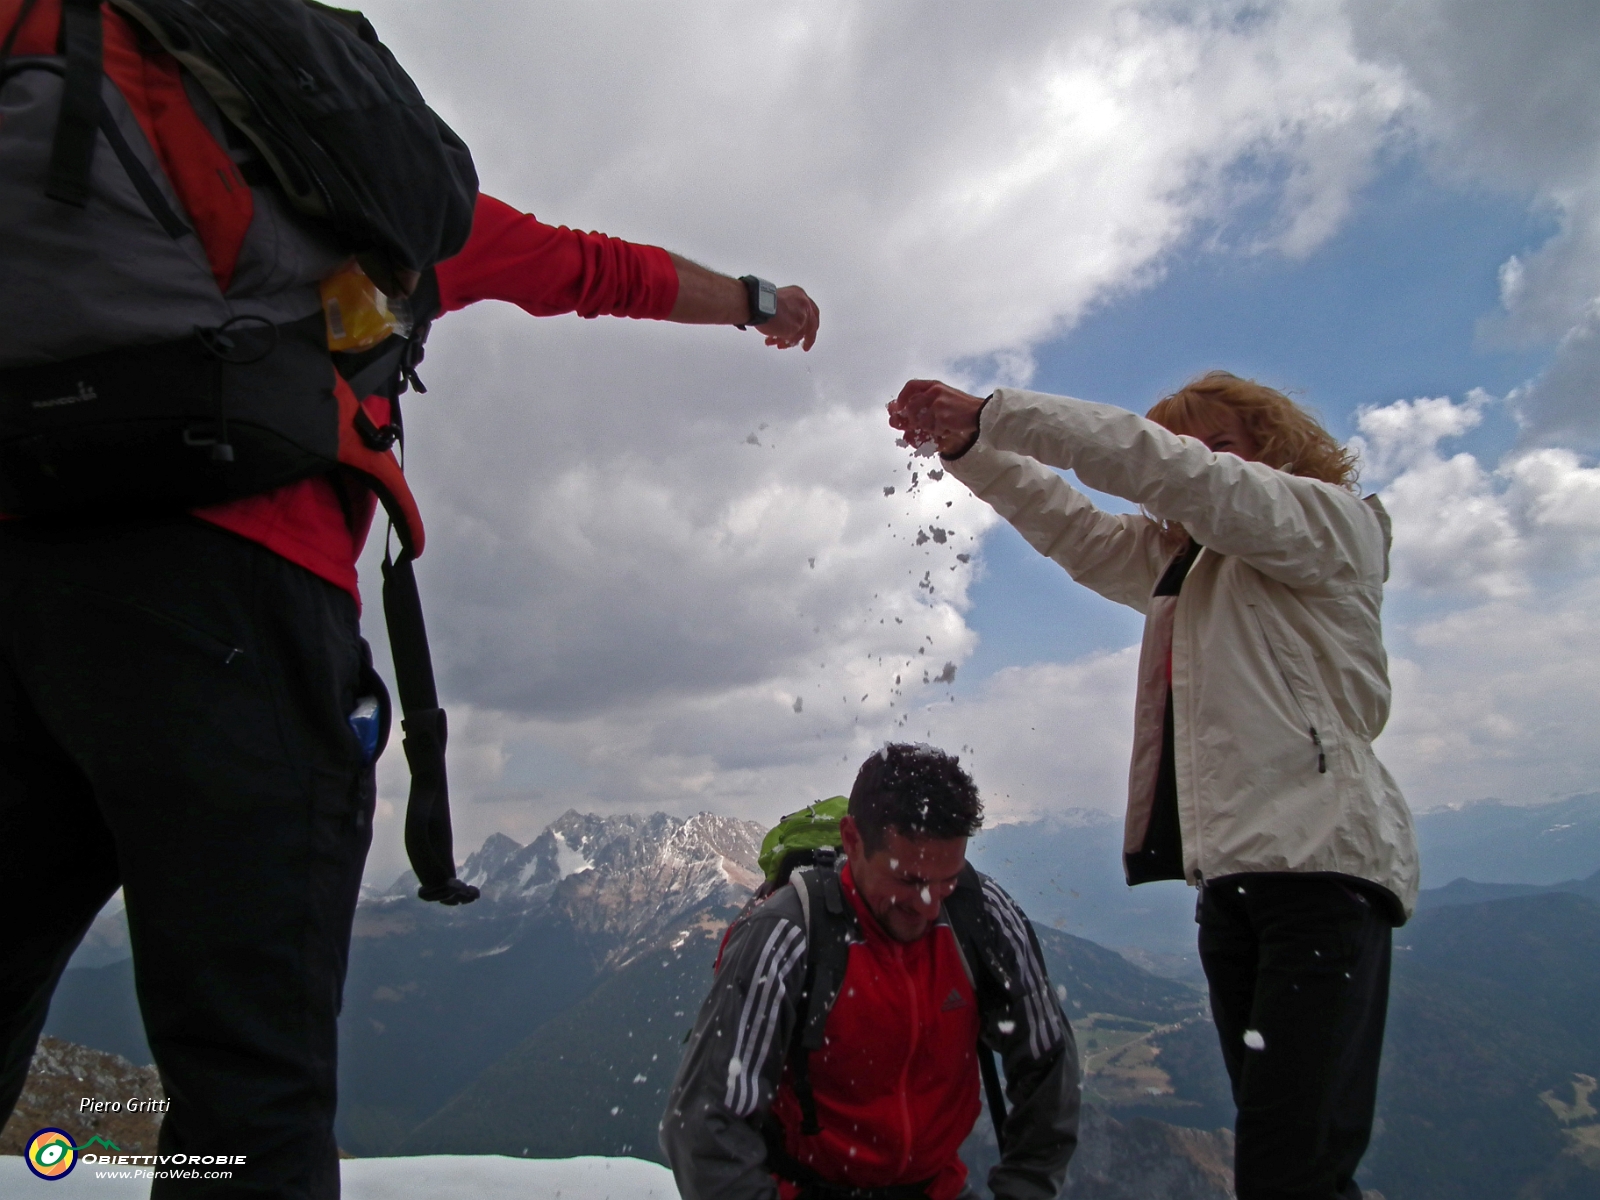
[945,388,1419,920]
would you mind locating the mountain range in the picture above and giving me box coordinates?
[1367,891,1600,1199]
[59,790,1600,974]
[29,809,1242,1196]
[963,790,1600,967]
[338,811,762,1152]
[32,792,1600,1198]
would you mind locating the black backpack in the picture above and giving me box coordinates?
[28,0,476,279]
[0,0,479,904]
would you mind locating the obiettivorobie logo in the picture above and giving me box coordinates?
[24,1128,247,1181]
[25,1129,118,1181]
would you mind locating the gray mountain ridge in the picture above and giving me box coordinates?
[964,790,1600,967]
[370,809,765,968]
[64,790,1600,974]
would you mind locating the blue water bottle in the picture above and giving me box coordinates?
[348,696,381,764]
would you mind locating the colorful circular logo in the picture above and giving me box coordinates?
[25,1129,78,1180]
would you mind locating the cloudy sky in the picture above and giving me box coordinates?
[351,0,1600,886]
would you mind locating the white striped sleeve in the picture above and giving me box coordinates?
[981,877,1067,1059]
[723,919,807,1116]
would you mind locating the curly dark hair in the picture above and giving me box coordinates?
[848,743,984,854]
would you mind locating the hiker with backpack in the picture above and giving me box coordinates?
[662,744,1080,1200]
[887,375,1418,1200]
[0,0,816,1192]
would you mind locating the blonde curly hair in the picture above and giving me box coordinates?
[1146,371,1359,490]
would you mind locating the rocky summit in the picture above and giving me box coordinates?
[370,810,765,969]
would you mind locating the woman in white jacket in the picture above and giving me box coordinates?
[888,372,1417,1200]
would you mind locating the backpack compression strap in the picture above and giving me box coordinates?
[45,0,100,205]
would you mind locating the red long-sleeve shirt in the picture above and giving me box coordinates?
[195,193,680,600]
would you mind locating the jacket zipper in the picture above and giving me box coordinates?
[60,583,243,665]
[897,946,916,1178]
[1248,606,1327,775]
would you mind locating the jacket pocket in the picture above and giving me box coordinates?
[1246,603,1329,775]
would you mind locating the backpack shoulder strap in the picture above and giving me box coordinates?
[943,864,1011,1148]
[787,852,853,1136]
[46,0,101,205]
[942,864,1009,998]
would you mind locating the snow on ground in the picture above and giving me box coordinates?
[0,1154,677,1198]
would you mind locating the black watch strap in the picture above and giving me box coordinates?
[738,275,779,329]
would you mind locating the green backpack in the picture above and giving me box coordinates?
[757,795,849,889]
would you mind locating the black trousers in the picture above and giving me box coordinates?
[1198,873,1392,1200]
[0,518,378,1198]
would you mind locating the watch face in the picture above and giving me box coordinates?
[758,281,778,319]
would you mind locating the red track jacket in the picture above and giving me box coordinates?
[664,863,1080,1200]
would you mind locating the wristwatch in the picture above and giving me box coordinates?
[737,275,779,329]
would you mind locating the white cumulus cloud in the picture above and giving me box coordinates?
[351,2,1600,881]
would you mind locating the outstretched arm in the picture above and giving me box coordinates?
[893,380,1383,590]
[668,253,819,350]
[433,193,818,348]
[888,382,1171,608]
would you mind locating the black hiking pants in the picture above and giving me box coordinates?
[0,517,379,1198]
[1198,873,1392,1200]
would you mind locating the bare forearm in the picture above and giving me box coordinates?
[667,253,752,325]
[665,253,820,350]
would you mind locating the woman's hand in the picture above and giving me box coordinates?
[887,380,988,457]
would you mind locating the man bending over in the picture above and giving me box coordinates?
[662,744,1079,1200]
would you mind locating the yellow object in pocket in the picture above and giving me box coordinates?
[321,260,404,351]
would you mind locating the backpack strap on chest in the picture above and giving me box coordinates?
[790,851,853,1136]
[942,866,1011,1149]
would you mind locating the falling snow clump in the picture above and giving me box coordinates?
[1243,1030,1266,1051]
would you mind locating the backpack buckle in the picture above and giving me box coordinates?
[353,407,400,451]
